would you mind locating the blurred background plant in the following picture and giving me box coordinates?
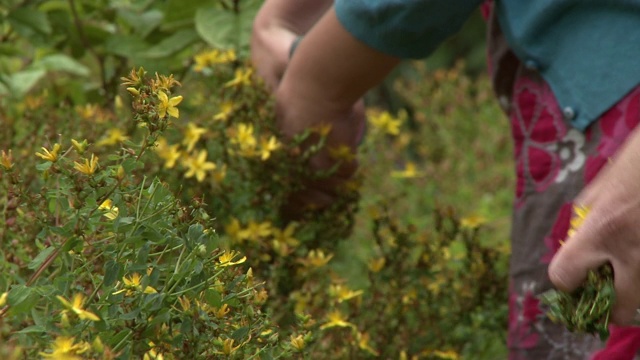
[1,0,513,359]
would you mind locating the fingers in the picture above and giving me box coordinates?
[548,207,610,292]
[548,237,605,292]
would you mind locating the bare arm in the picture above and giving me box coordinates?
[275,7,400,210]
[251,0,333,89]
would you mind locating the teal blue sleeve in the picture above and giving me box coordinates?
[334,0,483,59]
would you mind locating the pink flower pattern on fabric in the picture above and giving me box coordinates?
[510,77,567,205]
[585,87,640,184]
[508,282,543,357]
[541,203,572,264]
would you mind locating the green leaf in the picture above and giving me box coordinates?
[27,247,56,270]
[104,34,149,57]
[104,261,123,286]
[7,285,38,315]
[162,0,210,30]
[204,289,221,308]
[143,29,199,58]
[7,68,46,97]
[16,325,47,334]
[231,326,250,342]
[120,308,141,320]
[194,7,234,50]
[35,161,53,171]
[8,7,52,36]
[118,8,164,38]
[35,54,90,77]
[187,224,205,245]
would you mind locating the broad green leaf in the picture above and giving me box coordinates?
[231,326,250,342]
[195,2,259,54]
[27,247,56,270]
[104,261,123,286]
[7,68,46,97]
[34,54,90,77]
[204,289,222,308]
[194,7,234,50]
[143,29,199,58]
[162,0,210,30]
[8,7,52,36]
[7,285,38,315]
[104,34,149,57]
[118,8,164,38]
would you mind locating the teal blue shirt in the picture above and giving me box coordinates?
[335,0,640,130]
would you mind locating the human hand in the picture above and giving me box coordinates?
[548,127,640,325]
[276,94,366,218]
[250,20,297,90]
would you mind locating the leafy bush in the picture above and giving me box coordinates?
[1,1,513,359]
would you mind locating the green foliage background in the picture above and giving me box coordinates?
[0,1,514,359]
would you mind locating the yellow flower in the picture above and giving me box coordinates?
[368,257,386,273]
[183,150,216,182]
[97,129,129,146]
[194,49,237,71]
[0,291,7,307]
[113,273,157,296]
[568,204,590,239]
[154,137,181,168]
[36,143,61,162]
[328,144,355,162]
[213,164,227,184]
[239,220,272,242]
[460,215,487,229]
[357,332,379,356]
[214,303,230,318]
[224,68,253,88]
[221,338,241,355]
[329,284,363,303]
[272,223,299,247]
[73,154,99,176]
[319,310,354,330]
[218,250,247,267]
[39,336,88,360]
[290,334,305,351]
[182,122,207,152]
[1,149,13,170]
[367,109,403,136]
[391,162,424,178]
[422,349,460,360]
[70,139,88,154]
[157,90,183,118]
[260,135,280,160]
[300,249,334,268]
[142,341,166,360]
[153,73,181,92]
[231,123,257,157]
[56,293,100,321]
[213,101,234,122]
[75,103,99,120]
[98,199,119,220]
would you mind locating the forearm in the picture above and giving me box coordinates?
[251,0,334,88]
[276,7,400,138]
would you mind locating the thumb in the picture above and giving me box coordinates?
[548,216,609,292]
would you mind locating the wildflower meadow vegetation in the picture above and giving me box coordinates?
[1,1,515,359]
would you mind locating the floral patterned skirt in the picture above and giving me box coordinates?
[507,70,640,359]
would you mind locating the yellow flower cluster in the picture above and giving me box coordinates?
[193,49,236,72]
[367,109,406,136]
[56,293,100,322]
[154,123,223,183]
[228,123,281,160]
